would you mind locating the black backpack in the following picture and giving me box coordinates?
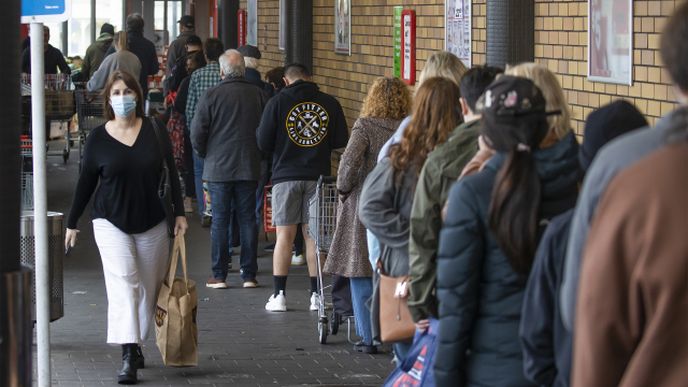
[163,55,189,94]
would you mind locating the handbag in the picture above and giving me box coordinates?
[155,235,198,366]
[383,319,439,387]
[378,260,415,343]
[150,117,176,237]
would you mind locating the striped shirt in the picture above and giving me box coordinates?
[185,62,222,129]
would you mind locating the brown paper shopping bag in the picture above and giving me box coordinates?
[155,235,198,366]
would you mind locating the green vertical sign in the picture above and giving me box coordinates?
[393,6,403,78]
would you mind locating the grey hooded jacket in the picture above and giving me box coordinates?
[559,106,688,331]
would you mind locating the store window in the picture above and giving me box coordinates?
[43,22,64,52]
[96,0,124,37]
[67,0,91,57]
[156,1,183,35]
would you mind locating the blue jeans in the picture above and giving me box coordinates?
[366,229,380,270]
[350,277,374,345]
[182,129,195,198]
[255,159,270,226]
[207,181,258,281]
[192,152,205,215]
[393,341,412,364]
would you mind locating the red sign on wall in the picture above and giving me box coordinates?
[401,10,416,85]
[238,9,247,46]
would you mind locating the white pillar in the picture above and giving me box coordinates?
[30,21,51,387]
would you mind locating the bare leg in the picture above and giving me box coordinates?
[274,225,297,276]
[302,223,318,277]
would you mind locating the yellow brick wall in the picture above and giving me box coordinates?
[243,0,677,132]
[251,0,453,126]
[531,0,681,133]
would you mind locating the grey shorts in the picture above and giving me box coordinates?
[271,180,317,226]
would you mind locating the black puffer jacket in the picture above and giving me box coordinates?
[434,132,580,387]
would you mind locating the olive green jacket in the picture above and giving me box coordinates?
[407,119,480,321]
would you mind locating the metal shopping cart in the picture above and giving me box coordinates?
[74,89,106,169]
[308,176,355,344]
[263,184,276,235]
[20,73,75,163]
[20,135,33,211]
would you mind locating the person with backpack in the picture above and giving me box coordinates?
[163,35,203,98]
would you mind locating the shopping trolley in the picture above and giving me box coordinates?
[20,135,33,211]
[263,184,276,235]
[20,73,75,163]
[308,176,355,344]
[75,89,106,169]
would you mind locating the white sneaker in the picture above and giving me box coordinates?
[309,292,320,311]
[291,253,305,266]
[265,291,287,312]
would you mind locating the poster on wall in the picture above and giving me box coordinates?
[588,0,633,85]
[335,0,351,55]
[445,0,471,68]
[279,0,286,50]
[247,0,257,46]
[393,6,403,78]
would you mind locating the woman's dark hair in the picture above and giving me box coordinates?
[186,51,207,73]
[102,70,145,120]
[389,77,462,177]
[265,67,286,91]
[480,77,550,275]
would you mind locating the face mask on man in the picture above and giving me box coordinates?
[110,95,137,117]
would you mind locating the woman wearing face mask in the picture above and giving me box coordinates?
[65,70,187,385]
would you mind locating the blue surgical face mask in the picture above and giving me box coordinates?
[110,94,137,118]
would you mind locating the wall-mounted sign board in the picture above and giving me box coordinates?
[21,0,71,23]
[393,6,403,78]
[401,10,416,85]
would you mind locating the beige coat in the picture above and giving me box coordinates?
[573,142,688,387]
[324,117,400,277]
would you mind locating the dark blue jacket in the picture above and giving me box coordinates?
[245,67,275,98]
[520,210,574,387]
[434,132,580,387]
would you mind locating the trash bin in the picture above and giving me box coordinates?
[19,211,64,322]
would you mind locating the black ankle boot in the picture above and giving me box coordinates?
[133,345,145,369]
[117,344,138,384]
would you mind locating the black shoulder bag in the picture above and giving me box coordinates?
[150,118,176,237]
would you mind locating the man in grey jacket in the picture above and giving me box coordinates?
[191,49,269,289]
[560,3,688,330]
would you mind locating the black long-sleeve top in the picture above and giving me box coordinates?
[172,76,191,115]
[21,45,71,74]
[67,118,184,234]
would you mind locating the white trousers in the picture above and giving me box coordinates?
[92,219,170,344]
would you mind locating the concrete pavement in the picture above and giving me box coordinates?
[34,147,394,386]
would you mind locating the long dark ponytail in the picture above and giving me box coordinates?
[478,76,551,275]
[488,149,542,274]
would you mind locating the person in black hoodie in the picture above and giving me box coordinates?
[519,100,647,387]
[257,63,349,312]
[106,13,159,95]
